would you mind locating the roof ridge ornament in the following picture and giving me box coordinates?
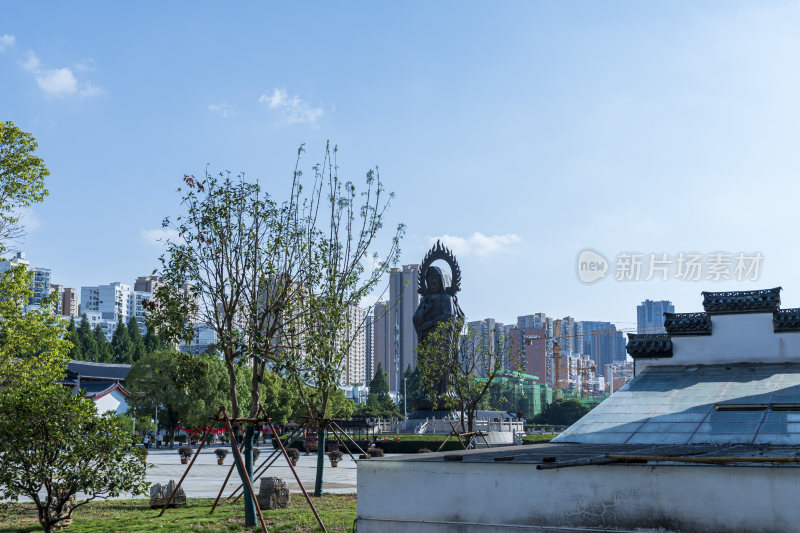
[702,287,782,315]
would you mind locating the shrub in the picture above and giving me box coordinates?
[373,440,462,453]
[521,434,556,445]
[215,448,228,460]
[252,448,261,461]
[367,447,384,457]
[328,450,343,462]
[178,446,193,459]
[287,448,300,461]
[418,448,433,453]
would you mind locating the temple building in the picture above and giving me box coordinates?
[63,361,131,415]
[356,288,800,532]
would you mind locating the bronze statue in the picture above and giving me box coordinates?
[413,241,464,406]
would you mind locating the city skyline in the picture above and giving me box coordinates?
[6,2,800,328]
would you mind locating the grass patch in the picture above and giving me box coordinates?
[0,495,356,532]
[521,434,556,444]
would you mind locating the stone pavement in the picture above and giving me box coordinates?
[145,442,359,498]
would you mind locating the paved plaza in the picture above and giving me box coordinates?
[145,442,360,498]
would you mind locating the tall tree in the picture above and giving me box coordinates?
[65,317,82,361]
[148,170,304,525]
[126,316,147,362]
[417,318,521,433]
[0,121,50,250]
[284,143,403,496]
[0,124,147,533]
[93,324,112,363]
[143,324,165,354]
[111,316,133,364]
[78,313,98,361]
[369,363,390,401]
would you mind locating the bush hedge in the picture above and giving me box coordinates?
[521,434,556,445]
[373,438,463,453]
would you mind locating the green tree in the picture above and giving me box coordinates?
[111,315,133,364]
[260,371,299,427]
[0,381,148,533]
[126,349,248,446]
[143,325,165,354]
[0,124,147,532]
[65,317,82,361]
[399,363,420,409]
[533,398,591,426]
[417,319,521,433]
[78,313,98,361]
[0,121,49,248]
[368,363,390,401]
[93,324,112,363]
[284,144,403,496]
[127,316,147,362]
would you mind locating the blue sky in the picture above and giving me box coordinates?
[3,1,800,329]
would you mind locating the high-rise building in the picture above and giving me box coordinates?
[61,287,79,317]
[509,323,548,380]
[50,284,63,314]
[580,321,626,369]
[637,299,675,333]
[80,282,151,339]
[134,275,165,293]
[341,305,367,386]
[467,318,508,375]
[364,314,374,382]
[0,252,53,311]
[372,265,421,393]
[372,301,391,386]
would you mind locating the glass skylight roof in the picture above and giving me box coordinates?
[555,364,800,446]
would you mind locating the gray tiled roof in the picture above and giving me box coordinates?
[702,287,781,315]
[555,363,800,446]
[626,334,673,358]
[67,361,131,381]
[664,312,711,336]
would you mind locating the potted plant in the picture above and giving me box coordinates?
[328,450,343,467]
[178,445,193,464]
[252,448,261,462]
[215,448,228,465]
[287,447,300,466]
[367,446,384,457]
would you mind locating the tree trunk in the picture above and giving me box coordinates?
[313,426,325,497]
[231,427,257,527]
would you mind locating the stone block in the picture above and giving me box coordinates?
[149,480,187,508]
[257,476,290,510]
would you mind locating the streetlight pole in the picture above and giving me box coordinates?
[404,377,407,421]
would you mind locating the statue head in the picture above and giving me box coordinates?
[425,266,446,294]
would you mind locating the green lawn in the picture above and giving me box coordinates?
[0,495,356,533]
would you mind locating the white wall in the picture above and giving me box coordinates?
[357,454,799,532]
[637,313,800,372]
[93,388,128,415]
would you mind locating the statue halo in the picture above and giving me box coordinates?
[418,240,462,297]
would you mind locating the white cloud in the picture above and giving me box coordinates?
[428,232,522,257]
[208,102,236,118]
[259,88,323,126]
[20,50,103,98]
[17,208,40,233]
[0,34,15,52]
[141,228,180,247]
[74,58,95,72]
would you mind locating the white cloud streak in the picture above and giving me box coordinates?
[20,50,103,98]
[0,34,15,52]
[140,228,180,247]
[208,102,236,118]
[259,88,323,126]
[429,232,522,257]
